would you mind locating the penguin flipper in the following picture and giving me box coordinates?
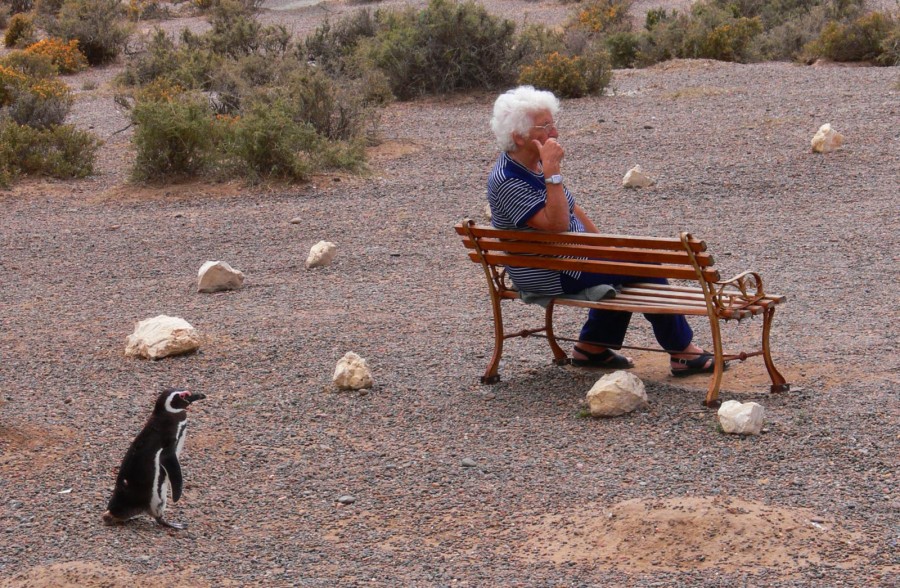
[161,449,184,502]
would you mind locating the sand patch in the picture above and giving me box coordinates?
[600,350,881,396]
[366,139,423,162]
[0,422,78,474]
[0,561,210,588]
[519,496,870,574]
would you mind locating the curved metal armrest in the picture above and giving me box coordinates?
[712,271,765,311]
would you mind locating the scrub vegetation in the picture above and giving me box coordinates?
[0,0,896,186]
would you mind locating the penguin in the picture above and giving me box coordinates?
[102,388,206,529]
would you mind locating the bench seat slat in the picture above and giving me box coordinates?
[628,282,786,305]
[468,251,719,282]
[460,238,716,267]
[551,298,712,316]
[455,224,707,252]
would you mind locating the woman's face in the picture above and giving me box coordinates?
[527,109,559,144]
[513,108,559,152]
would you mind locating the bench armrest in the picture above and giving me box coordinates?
[712,271,765,311]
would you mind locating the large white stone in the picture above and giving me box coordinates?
[622,165,655,188]
[333,351,373,390]
[306,240,337,269]
[197,260,244,293]
[125,315,201,360]
[586,371,648,417]
[811,123,843,153]
[717,400,765,435]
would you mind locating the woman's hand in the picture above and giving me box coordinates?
[525,137,569,232]
[533,138,564,175]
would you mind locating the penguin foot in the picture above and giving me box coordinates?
[102,511,125,526]
[156,517,187,530]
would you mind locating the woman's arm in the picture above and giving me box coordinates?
[573,204,599,233]
[525,138,570,232]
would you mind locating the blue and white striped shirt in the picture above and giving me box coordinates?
[487,152,586,295]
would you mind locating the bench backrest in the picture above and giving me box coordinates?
[456,219,719,284]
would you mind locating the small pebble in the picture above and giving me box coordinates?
[337,495,355,504]
[461,458,477,468]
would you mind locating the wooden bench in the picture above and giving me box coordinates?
[455,219,789,407]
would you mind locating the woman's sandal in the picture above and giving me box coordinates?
[670,352,728,377]
[571,346,634,369]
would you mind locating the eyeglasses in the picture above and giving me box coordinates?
[532,121,559,133]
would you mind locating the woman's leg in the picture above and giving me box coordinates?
[561,272,634,363]
[562,273,713,371]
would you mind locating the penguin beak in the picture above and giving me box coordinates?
[185,393,206,404]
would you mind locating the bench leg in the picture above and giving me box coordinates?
[481,290,504,385]
[762,305,789,393]
[703,314,725,409]
[545,302,569,366]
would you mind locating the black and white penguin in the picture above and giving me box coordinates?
[102,388,206,529]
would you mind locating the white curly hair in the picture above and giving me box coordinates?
[490,85,561,152]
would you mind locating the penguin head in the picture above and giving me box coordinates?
[156,388,206,415]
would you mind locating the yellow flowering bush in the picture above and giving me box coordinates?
[8,77,74,128]
[518,48,612,99]
[24,38,89,74]
[574,0,633,34]
[0,64,28,106]
[135,78,185,103]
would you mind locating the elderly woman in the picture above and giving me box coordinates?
[487,85,718,375]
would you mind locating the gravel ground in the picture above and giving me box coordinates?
[1,1,899,586]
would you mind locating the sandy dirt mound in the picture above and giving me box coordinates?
[0,561,210,588]
[521,496,870,573]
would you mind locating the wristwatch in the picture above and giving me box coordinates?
[546,174,563,185]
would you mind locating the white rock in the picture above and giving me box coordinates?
[197,260,244,293]
[622,165,655,188]
[483,203,492,221]
[586,371,649,417]
[811,123,844,153]
[124,315,200,360]
[717,400,765,435]
[306,240,337,269]
[333,351,373,390]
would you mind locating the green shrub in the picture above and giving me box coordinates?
[224,98,320,181]
[751,5,831,61]
[130,91,218,180]
[645,8,668,31]
[7,77,73,128]
[880,24,900,66]
[279,64,370,141]
[47,0,133,65]
[605,31,639,67]
[4,12,35,48]
[34,0,66,18]
[4,0,34,13]
[0,120,100,186]
[638,3,762,63]
[125,0,169,21]
[304,9,379,75]
[360,0,519,100]
[512,23,566,66]
[1,50,59,78]
[805,11,897,63]
[198,0,291,58]
[118,28,178,86]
